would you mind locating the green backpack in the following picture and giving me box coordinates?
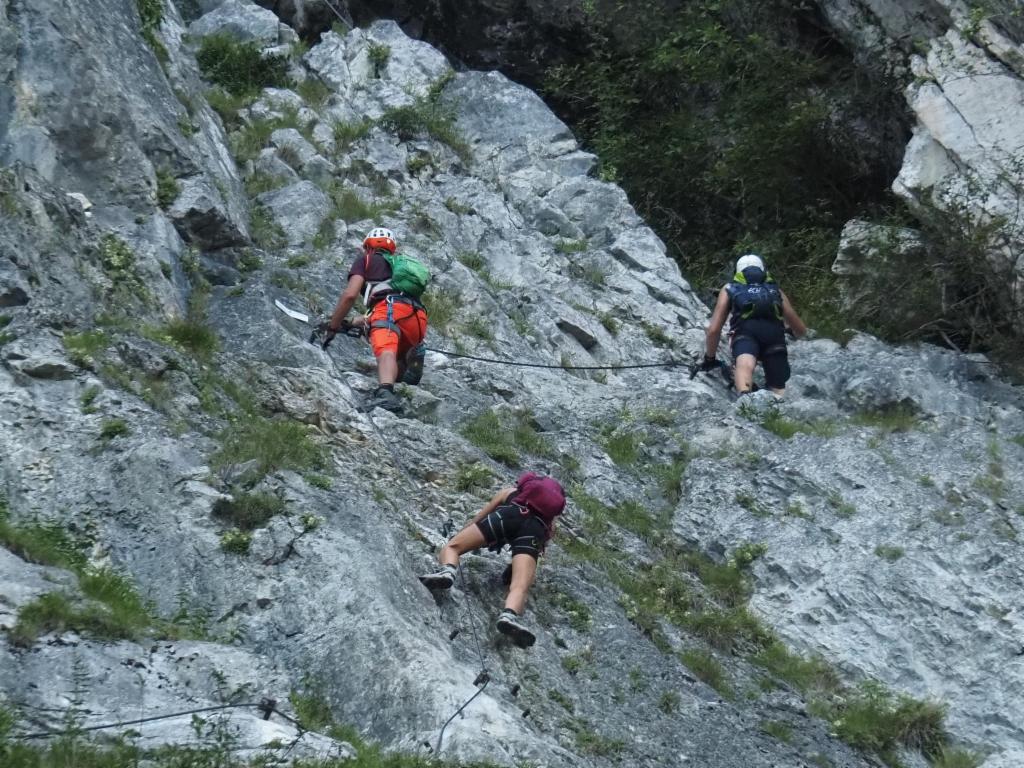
[384,252,430,298]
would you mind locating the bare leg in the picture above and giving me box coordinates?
[439,524,486,568]
[376,350,398,386]
[504,553,537,615]
[733,353,757,393]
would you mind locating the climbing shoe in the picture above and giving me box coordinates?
[363,386,403,414]
[403,343,426,385]
[496,609,535,648]
[419,565,456,590]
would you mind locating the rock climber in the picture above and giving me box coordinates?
[700,253,807,397]
[323,226,429,413]
[419,472,566,647]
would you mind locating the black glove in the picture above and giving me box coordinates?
[699,355,719,372]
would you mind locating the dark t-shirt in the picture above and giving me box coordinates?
[348,250,392,283]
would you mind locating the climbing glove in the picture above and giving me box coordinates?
[698,355,719,372]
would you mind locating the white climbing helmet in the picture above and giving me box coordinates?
[363,226,397,253]
[736,254,765,273]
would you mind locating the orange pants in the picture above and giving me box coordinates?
[367,298,427,359]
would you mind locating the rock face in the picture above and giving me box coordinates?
[1,4,1023,768]
[819,0,1024,322]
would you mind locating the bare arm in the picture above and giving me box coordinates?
[781,291,807,338]
[470,487,516,524]
[704,287,731,358]
[328,274,365,331]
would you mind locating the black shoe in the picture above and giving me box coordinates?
[403,343,425,385]
[419,568,455,590]
[363,387,403,413]
[496,609,535,647]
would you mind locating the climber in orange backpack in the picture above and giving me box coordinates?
[419,472,566,648]
[323,226,430,413]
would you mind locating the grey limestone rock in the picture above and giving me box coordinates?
[2,8,1024,768]
[168,176,250,249]
[190,0,298,45]
[256,180,330,245]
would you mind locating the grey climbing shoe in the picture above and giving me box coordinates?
[496,609,536,648]
[419,566,456,590]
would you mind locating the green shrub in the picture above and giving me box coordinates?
[819,680,948,762]
[163,316,219,360]
[99,418,130,441]
[367,42,391,75]
[658,690,680,714]
[212,492,285,531]
[80,385,102,413]
[454,462,493,492]
[136,0,168,62]
[63,330,109,368]
[155,167,179,209]
[213,416,325,476]
[219,529,252,555]
[196,33,290,96]
[98,235,137,280]
[377,75,471,164]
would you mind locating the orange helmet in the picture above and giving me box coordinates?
[363,226,396,253]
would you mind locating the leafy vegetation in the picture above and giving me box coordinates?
[155,167,179,209]
[99,418,130,442]
[212,492,285,531]
[136,0,168,62]
[811,681,948,765]
[196,33,290,96]
[680,648,732,697]
[544,1,902,336]
[460,409,553,466]
[378,72,471,164]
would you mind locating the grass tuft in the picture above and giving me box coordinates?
[212,492,285,531]
[213,416,325,476]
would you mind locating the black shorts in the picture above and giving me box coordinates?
[731,320,790,389]
[476,504,547,560]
